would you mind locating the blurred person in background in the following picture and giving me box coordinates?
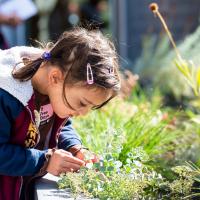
[49,0,80,40]
[29,0,109,43]
[0,0,25,48]
[30,0,80,42]
[0,0,38,48]
[0,13,21,49]
[48,0,109,41]
[32,0,57,42]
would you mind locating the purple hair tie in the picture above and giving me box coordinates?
[42,52,51,61]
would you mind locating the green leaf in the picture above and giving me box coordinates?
[196,67,200,90]
[174,60,190,79]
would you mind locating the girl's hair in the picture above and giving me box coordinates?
[12,28,121,109]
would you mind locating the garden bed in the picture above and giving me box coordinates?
[35,173,96,200]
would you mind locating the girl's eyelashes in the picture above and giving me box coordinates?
[79,101,87,107]
[92,105,100,110]
[65,98,88,111]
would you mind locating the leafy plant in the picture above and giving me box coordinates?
[58,147,164,199]
[56,82,200,199]
[150,2,200,98]
[175,59,200,97]
[58,144,200,199]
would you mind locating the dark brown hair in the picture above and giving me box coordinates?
[12,28,121,108]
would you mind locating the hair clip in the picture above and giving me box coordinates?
[42,52,51,61]
[109,66,114,74]
[109,58,114,74]
[86,63,94,84]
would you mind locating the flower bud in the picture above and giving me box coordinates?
[149,3,159,13]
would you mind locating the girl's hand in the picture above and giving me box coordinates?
[74,148,99,164]
[68,145,99,163]
[46,149,85,176]
[3,14,22,26]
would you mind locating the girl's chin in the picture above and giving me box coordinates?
[56,113,72,119]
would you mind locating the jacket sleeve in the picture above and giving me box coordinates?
[0,89,47,176]
[57,118,82,150]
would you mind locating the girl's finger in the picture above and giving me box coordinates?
[62,154,85,166]
[60,166,78,173]
[61,161,83,171]
[91,154,100,163]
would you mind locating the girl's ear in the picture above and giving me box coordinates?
[49,68,64,85]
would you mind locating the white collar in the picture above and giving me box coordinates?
[0,46,43,105]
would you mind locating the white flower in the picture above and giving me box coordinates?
[85,162,93,169]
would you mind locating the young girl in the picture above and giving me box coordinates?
[0,27,120,200]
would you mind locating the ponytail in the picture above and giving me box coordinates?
[12,58,43,81]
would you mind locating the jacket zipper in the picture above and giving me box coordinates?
[19,176,23,199]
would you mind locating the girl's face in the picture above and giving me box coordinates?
[47,71,113,118]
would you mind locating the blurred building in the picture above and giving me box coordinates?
[110,0,200,67]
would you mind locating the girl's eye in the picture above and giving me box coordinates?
[79,101,87,107]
